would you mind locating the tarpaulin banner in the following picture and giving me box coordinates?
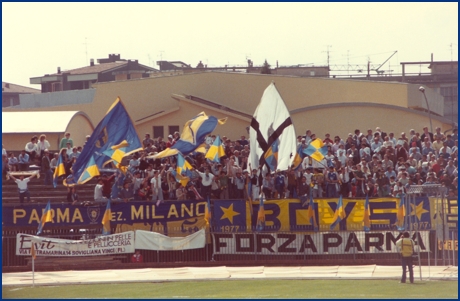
[212,231,430,255]
[213,197,437,232]
[16,231,135,256]
[3,200,208,236]
[4,197,445,234]
[134,229,206,250]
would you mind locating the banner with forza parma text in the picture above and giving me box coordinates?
[16,231,135,257]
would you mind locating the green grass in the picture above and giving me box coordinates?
[2,279,458,299]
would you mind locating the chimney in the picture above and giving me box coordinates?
[57,67,61,74]
[90,59,95,66]
[431,53,433,62]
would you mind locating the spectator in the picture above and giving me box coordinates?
[67,186,79,205]
[311,168,325,198]
[131,250,143,263]
[18,150,30,171]
[59,132,73,149]
[24,136,38,162]
[2,154,9,179]
[8,152,18,172]
[151,165,166,206]
[50,153,59,172]
[143,133,154,148]
[36,134,50,160]
[94,178,109,204]
[9,172,37,203]
[274,170,286,199]
[41,149,53,186]
[68,147,81,161]
[2,144,6,156]
[262,173,274,199]
[119,181,135,203]
[420,126,433,143]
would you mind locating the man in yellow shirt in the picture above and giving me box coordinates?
[395,231,415,284]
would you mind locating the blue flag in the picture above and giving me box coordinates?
[395,194,406,231]
[72,98,142,184]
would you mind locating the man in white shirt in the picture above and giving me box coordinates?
[151,165,166,206]
[9,172,37,203]
[196,167,214,199]
[94,178,108,204]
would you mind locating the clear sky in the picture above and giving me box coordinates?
[2,2,458,88]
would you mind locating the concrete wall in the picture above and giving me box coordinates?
[2,114,93,152]
[3,71,453,143]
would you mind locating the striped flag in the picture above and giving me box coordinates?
[102,199,112,235]
[330,195,346,230]
[37,200,52,235]
[363,194,371,232]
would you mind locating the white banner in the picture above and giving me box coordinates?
[16,232,135,256]
[134,229,206,250]
[213,231,431,255]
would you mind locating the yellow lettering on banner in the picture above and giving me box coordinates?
[13,209,26,224]
[28,209,40,224]
[152,205,164,219]
[295,210,310,226]
[181,203,193,218]
[196,202,206,216]
[132,205,143,220]
[57,208,70,223]
[167,205,179,218]
[72,209,83,223]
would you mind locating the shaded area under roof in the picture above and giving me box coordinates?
[2,111,92,133]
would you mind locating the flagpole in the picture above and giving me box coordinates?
[32,255,35,287]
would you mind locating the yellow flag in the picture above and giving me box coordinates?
[31,242,36,260]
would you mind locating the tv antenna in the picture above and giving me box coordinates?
[322,45,332,67]
[83,37,90,65]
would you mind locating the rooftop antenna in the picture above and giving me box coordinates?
[449,43,457,61]
[158,50,164,61]
[83,37,89,65]
[322,45,332,68]
[342,50,351,75]
[148,54,151,66]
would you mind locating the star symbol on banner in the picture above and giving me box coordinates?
[220,203,240,224]
[410,202,429,221]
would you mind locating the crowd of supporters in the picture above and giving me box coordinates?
[2,126,458,204]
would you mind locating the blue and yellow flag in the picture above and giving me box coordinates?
[151,112,227,159]
[308,193,318,231]
[72,97,143,185]
[77,156,100,184]
[264,139,279,172]
[303,138,328,162]
[204,195,212,226]
[53,148,67,188]
[205,135,226,163]
[102,199,112,235]
[292,144,306,170]
[37,200,52,235]
[173,153,193,186]
[246,179,253,215]
[395,194,406,231]
[330,195,346,230]
[194,143,208,154]
[102,140,130,166]
[363,194,371,232]
[256,193,265,231]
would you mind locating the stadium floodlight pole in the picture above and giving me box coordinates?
[419,86,433,134]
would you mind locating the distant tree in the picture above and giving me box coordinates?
[260,59,271,74]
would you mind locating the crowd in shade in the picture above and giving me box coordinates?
[2,126,458,205]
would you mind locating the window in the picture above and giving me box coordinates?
[153,126,164,139]
[168,125,179,136]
